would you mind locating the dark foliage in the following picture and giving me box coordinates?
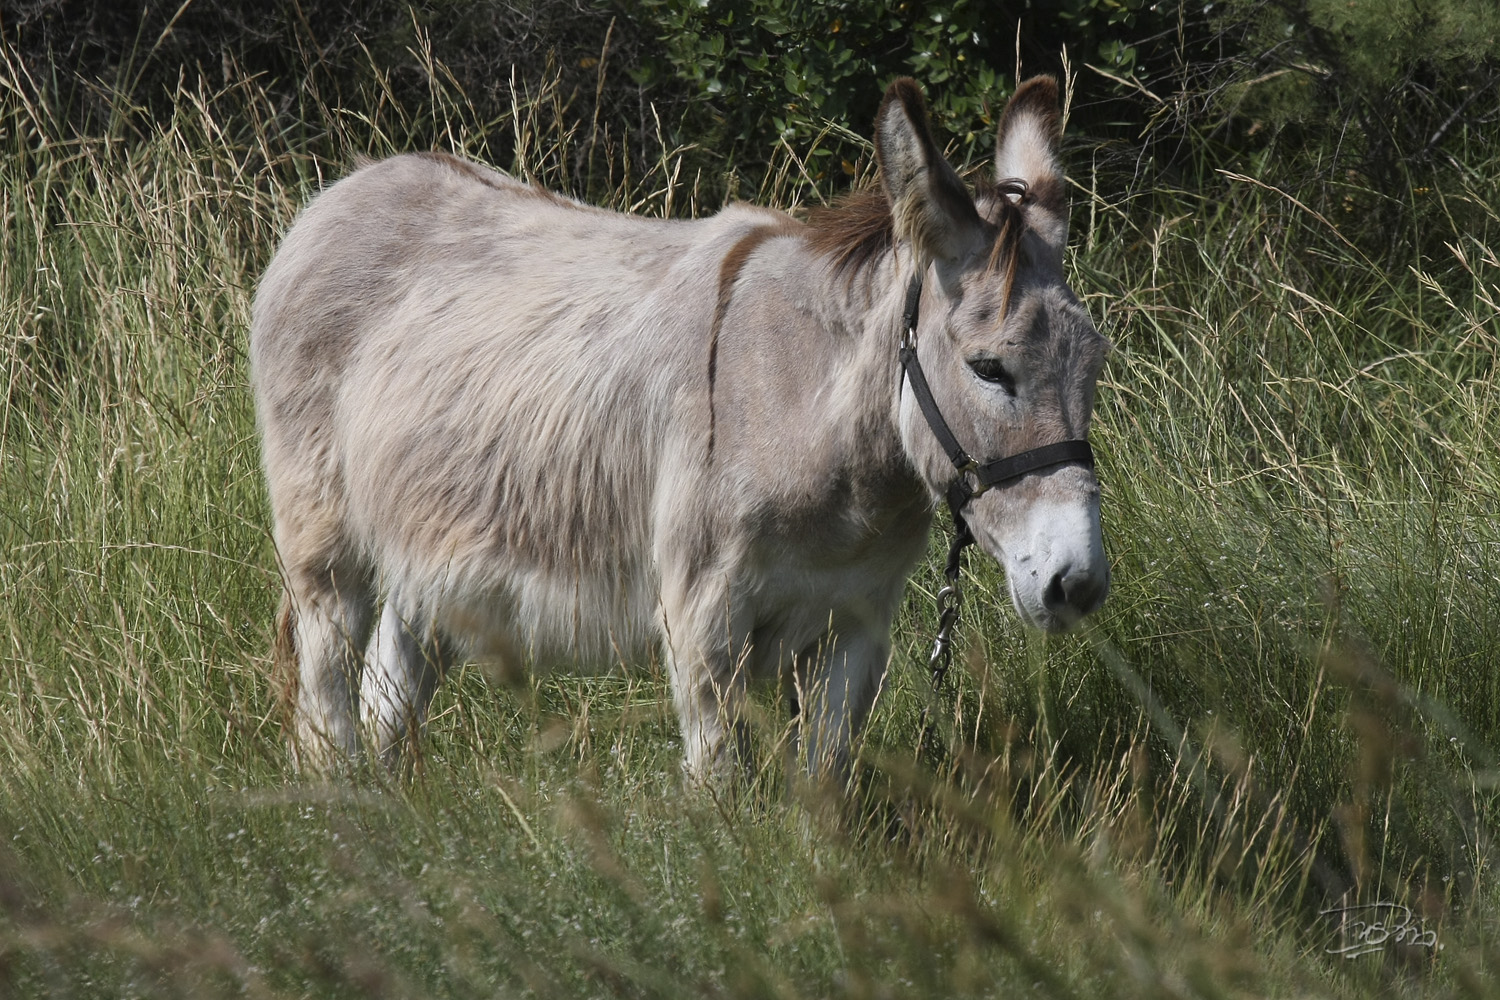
[3,0,1497,256]
[1,0,682,196]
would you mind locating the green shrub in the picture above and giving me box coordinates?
[622,0,1191,184]
[629,0,1002,168]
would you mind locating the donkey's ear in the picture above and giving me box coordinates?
[875,78,983,264]
[996,76,1065,214]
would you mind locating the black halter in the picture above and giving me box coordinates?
[897,273,1095,526]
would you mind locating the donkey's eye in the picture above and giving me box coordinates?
[967,356,1016,393]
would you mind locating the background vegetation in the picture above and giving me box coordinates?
[2,0,1499,996]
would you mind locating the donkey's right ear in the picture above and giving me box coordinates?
[875,79,983,265]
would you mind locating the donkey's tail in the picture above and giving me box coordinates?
[272,591,299,730]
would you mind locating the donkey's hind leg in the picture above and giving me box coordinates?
[284,560,376,771]
[361,595,444,767]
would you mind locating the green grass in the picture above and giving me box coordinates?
[3,50,1500,998]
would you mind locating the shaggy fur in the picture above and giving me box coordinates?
[251,76,1111,780]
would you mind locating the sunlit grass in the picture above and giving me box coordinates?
[2,40,1498,998]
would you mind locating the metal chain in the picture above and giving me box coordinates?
[927,575,962,690]
[915,512,973,764]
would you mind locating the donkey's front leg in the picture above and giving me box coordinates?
[665,645,751,784]
[794,627,890,783]
[658,574,754,784]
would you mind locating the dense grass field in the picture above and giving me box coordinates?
[3,52,1500,998]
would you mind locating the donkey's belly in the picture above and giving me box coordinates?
[429,562,662,676]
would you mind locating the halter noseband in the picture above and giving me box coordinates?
[897,273,1095,523]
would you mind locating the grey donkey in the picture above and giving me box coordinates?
[250,76,1110,781]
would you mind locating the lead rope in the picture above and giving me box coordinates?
[914,498,973,764]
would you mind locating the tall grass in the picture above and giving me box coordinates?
[2,40,1499,998]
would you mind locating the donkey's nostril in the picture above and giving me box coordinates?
[1043,570,1068,611]
[1071,572,1107,614]
[1044,565,1109,616]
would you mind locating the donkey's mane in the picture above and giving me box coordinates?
[804,175,1029,282]
[805,188,894,277]
[973,176,1030,311]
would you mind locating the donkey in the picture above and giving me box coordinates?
[251,76,1110,780]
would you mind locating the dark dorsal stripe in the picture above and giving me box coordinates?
[707,220,801,457]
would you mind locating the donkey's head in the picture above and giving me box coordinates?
[879,77,1110,632]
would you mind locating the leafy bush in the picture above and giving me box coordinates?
[623,0,1192,183]
[629,0,1003,168]
[1212,0,1500,160]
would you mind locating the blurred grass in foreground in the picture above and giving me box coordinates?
[2,39,1499,999]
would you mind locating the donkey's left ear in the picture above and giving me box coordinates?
[996,76,1065,215]
[875,78,984,264]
